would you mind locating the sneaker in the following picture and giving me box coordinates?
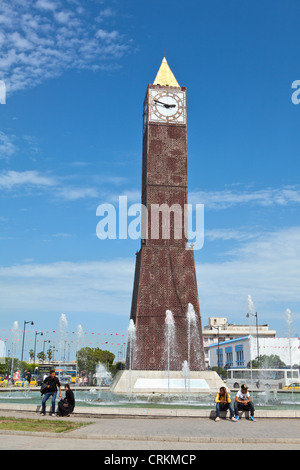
[250,416,256,422]
[40,412,45,416]
[51,413,56,417]
[215,417,220,422]
[235,415,239,420]
[231,417,238,422]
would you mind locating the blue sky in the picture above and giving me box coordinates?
[0,0,300,360]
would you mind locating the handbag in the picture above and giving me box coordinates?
[40,383,48,395]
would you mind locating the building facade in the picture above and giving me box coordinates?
[202,317,276,367]
[209,336,300,369]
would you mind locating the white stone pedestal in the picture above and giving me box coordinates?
[111,370,226,395]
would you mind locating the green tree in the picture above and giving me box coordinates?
[37,351,46,362]
[46,348,53,361]
[248,354,286,369]
[77,347,115,379]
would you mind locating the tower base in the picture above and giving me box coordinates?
[111,370,226,395]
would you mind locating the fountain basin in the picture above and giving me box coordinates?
[0,389,300,413]
[111,370,226,395]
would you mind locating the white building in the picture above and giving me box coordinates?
[208,336,300,369]
[203,317,276,368]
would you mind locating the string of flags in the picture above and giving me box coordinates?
[0,329,128,347]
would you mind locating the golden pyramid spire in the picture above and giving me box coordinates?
[153,57,180,87]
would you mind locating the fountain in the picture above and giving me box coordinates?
[1,308,299,411]
[112,303,225,396]
[59,314,68,362]
[186,303,205,370]
[57,314,68,381]
[182,360,190,401]
[94,362,110,401]
[74,324,84,397]
[10,321,20,383]
[285,308,294,400]
[127,319,136,397]
[285,308,293,368]
[165,310,175,401]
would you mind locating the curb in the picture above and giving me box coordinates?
[0,429,299,445]
[0,403,300,419]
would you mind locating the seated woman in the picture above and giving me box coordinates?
[215,386,237,421]
[57,383,75,417]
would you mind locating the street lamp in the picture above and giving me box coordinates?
[50,345,58,361]
[43,340,51,361]
[246,311,260,368]
[21,321,34,362]
[211,325,220,372]
[33,331,43,365]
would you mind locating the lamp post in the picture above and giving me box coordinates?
[50,345,58,361]
[43,340,51,362]
[211,325,220,372]
[246,311,260,368]
[33,331,43,365]
[21,321,34,362]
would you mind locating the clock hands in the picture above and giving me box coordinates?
[153,99,176,109]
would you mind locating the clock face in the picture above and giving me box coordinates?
[149,89,186,124]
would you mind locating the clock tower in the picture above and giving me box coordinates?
[128,58,206,372]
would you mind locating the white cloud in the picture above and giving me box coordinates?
[0,169,99,201]
[196,227,300,325]
[0,259,134,316]
[0,228,298,332]
[58,186,99,201]
[205,228,258,242]
[189,187,300,209]
[35,0,58,12]
[0,132,17,158]
[96,29,120,42]
[0,170,56,189]
[0,0,132,94]
[96,7,116,23]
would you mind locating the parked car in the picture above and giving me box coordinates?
[58,375,72,385]
[283,382,300,390]
[0,377,8,387]
[14,376,38,387]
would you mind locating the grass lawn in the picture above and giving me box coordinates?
[0,416,91,433]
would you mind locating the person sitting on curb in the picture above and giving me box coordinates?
[215,386,237,422]
[57,383,75,417]
[234,384,256,421]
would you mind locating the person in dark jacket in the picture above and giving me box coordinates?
[57,383,75,417]
[26,370,31,385]
[41,370,61,416]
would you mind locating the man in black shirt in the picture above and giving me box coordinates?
[41,370,61,416]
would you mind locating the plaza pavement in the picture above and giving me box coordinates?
[0,404,299,450]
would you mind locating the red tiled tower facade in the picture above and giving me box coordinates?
[128,59,205,371]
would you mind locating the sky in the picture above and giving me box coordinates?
[0,0,300,361]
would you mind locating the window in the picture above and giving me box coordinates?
[217,348,223,367]
[225,346,233,367]
[226,351,233,366]
[236,350,244,366]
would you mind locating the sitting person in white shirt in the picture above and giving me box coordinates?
[234,384,256,421]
